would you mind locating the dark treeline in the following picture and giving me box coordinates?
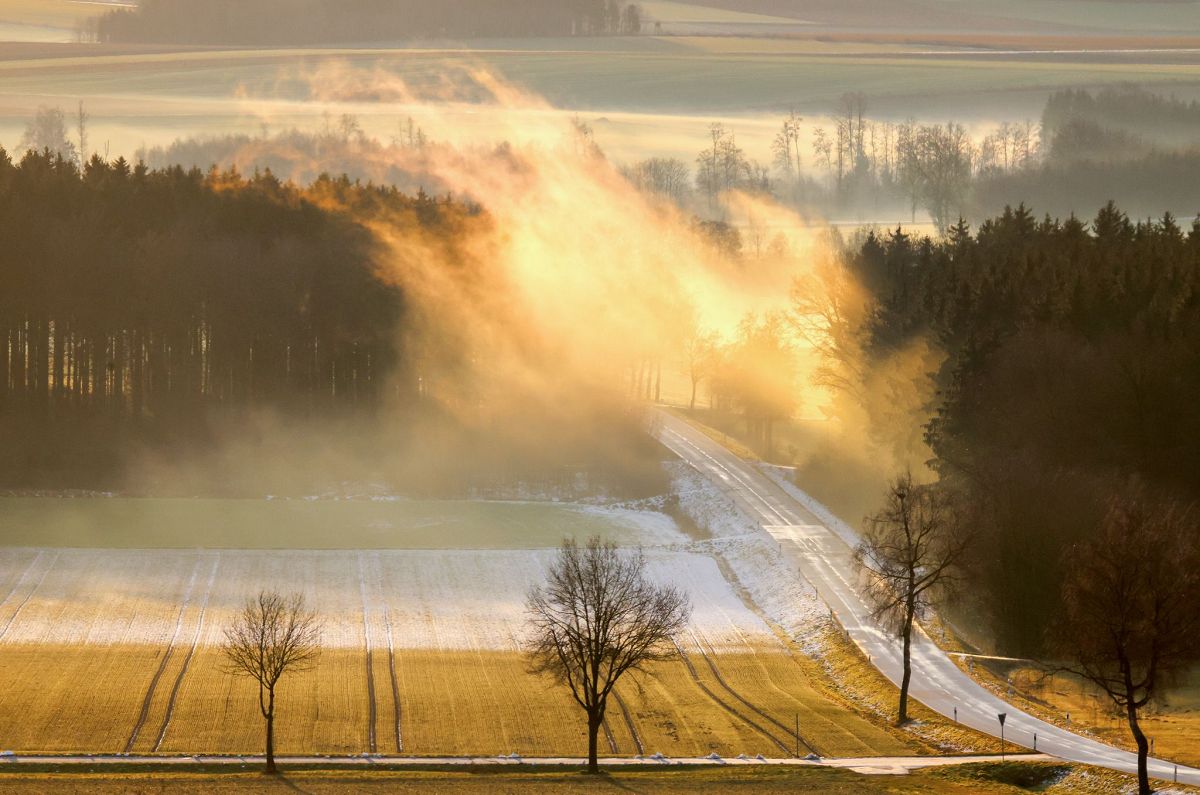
[1042,87,1200,152]
[92,0,644,44]
[0,148,664,497]
[0,148,453,487]
[847,204,1200,654]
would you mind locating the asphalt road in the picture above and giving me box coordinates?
[653,409,1200,787]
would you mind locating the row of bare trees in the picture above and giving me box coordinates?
[224,537,689,775]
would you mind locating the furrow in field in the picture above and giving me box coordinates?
[0,550,46,614]
[689,633,816,757]
[124,556,204,754]
[613,691,644,755]
[0,551,59,642]
[153,551,221,753]
[356,553,378,755]
[601,715,618,754]
[369,552,403,754]
[670,639,791,755]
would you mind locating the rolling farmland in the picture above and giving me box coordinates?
[2,36,1199,169]
[0,501,918,758]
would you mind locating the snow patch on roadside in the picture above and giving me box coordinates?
[665,460,830,653]
[707,534,829,655]
[666,461,760,540]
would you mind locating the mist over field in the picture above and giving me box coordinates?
[1,2,1200,790]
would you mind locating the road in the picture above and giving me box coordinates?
[653,409,1200,787]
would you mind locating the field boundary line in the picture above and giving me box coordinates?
[153,551,221,752]
[125,556,203,754]
[358,553,378,755]
[672,638,791,756]
[0,550,59,644]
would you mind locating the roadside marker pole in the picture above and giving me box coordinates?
[998,713,1007,761]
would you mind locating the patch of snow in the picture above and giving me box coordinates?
[706,535,829,655]
[0,546,778,651]
[568,503,689,547]
[666,461,760,540]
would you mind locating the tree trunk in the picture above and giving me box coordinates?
[586,710,602,773]
[690,377,697,411]
[1126,691,1151,794]
[265,694,276,775]
[898,603,914,724]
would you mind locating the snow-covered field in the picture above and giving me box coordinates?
[0,462,829,663]
[0,546,783,651]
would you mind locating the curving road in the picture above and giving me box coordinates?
[653,409,1200,786]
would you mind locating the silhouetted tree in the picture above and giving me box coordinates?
[1053,494,1200,795]
[223,591,322,774]
[855,473,971,724]
[527,537,690,773]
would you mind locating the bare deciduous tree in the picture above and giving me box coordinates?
[526,537,690,773]
[75,101,89,168]
[855,473,971,724]
[222,591,322,774]
[1053,494,1200,795]
[20,106,76,162]
[681,326,718,411]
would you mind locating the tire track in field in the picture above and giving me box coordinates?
[0,550,60,643]
[613,691,644,755]
[671,638,791,756]
[357,553,378,755]
[601,715,618,754]
[372,553,403,754]
[153,552,220,752]
[691,632,818,757]
[125,556,203,754]
[0,551,46,614]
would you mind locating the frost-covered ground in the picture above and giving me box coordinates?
[0,462,833,660]
[0,546,779,651]
[665,461,831,652]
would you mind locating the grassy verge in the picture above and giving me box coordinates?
[0,760,1172,794]
[954,656,1200,770]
